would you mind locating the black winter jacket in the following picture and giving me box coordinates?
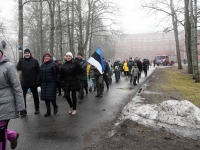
[60,60,82,92]
[40,60,57,101]
[16,56,40,87]
[135,60,143,72]
[103,61,110,75]
[76,58,87,81]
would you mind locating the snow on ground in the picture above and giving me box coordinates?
[120,96,200,140]
[111,90,200,140]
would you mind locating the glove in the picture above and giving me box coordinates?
[36,83,40,87]
[19,57,24,62]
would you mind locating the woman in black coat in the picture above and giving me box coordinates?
[40,52,58,117]
[59,52,81,115]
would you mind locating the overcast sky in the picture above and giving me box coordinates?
[0,0,164,35]
[114,0,164,34]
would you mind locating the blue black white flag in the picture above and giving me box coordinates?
[87,47,105,74]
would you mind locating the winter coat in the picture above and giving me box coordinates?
[76,58,88,81]
[128,60,134,71]
[0,56,25,120]
[143,60,148,70]
[59,59,82,92]
[123,62,129,72]
[86,63,91,77]
[113,61,119,69]
[89,65,95,79]
[103,61,110,75]
[131,67,140,77]
[135,60,143,72]
[16,56,40,87]
[40,60,57,101]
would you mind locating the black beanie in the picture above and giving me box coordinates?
[24,48,31,53]
[77,52,83,57]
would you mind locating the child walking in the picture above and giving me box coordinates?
[131,65,140,85]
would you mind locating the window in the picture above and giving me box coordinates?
[149,46,152,51]
[165,45,169,50]
[144,46,147,51]
[157,46,160,51]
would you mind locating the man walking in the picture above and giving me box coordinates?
[17,48,40,116]
[76,53,88,103]
[103,59,110,90]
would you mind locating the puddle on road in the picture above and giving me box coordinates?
[117,87,134,91]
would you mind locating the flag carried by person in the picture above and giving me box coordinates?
[87,47,105,74]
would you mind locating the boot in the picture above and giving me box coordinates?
[34,108,40,114]
[44,109,51,117]
[89,88,92,92]
[94,87,96,91]
[54,105,58,114]
[10,133,19,149]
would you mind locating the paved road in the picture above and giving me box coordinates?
[8,67,155,150]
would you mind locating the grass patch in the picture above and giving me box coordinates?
[164,68,200,107]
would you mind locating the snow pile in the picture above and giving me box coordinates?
[120,96,200,140]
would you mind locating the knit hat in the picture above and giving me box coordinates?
[0,40,6,55]
[24,48,31,53]
[66,52,73,58]
[43,52,51,57]
[77,52,83,57]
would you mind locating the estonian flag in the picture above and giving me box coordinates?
[87,47,105,74]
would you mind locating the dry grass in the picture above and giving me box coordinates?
[161,67,200,107]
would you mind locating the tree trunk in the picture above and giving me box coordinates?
[48,0,56,56]
[39,0,44,63]
[184,0,193,74]
[190,0,199,81]
[18,0,23,58]
[67,0,75,55]
[57,0,63,59]
[77,0,83,55]
[170,0,182,69]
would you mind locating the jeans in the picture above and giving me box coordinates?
[89,78,96,88]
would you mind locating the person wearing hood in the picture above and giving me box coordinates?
[0,40,25,150]
[40,52,58,117]
[16,48,40,116]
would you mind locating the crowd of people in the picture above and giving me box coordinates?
[0,39,152,150]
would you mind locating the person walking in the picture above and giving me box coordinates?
[123,60,129,78]
[143,59,148,77]
[40,52,58,117]
[0,40,25,150]
[54,60,62,96]
[94,66,104,97]
[103,59,110,90]
[16,48,40,116]
[131,64,140,85]
[128,57,134,82]
[76,53,88,103]
[134,57,142,83]
[88,65,96,92]
[59,52,82,115]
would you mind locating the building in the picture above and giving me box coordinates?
[114,31,186,62]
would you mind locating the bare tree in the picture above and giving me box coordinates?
[184,0,193,74]
[18,0,23,58]
[170,0,182,69]
[141,0,183,69]
[190,0,199,82]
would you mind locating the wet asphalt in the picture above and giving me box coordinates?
[8,67,155,150]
